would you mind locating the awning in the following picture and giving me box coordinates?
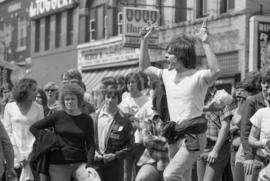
[82,65,139,91]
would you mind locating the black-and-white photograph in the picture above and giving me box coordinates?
[1,0,270,181]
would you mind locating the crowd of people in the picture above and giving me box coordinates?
[1,19,270,181]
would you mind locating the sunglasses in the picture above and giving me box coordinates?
[2,90,10,94]
[45,89,56,92]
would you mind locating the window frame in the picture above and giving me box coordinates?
[66,8,74,46]
[34,19,40,52]
[55,12,61,48]
[17,16,27,50]
[117,12,123,35]
[220,0,235,14]
[104,15,108,39]
[196,0,209,19]
[89,19,96,41]
[44,16,51,50]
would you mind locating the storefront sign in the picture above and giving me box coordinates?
[123,7,159,48]
[29,0,78,18]
[249,16,270,71]
[78,44,140,68]
[8,2,21,13]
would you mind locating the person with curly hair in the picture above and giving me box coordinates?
[2,78,44,181]
[30,83,98,181]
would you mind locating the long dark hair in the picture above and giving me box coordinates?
[166,36,197,69]
[12,78,37,103]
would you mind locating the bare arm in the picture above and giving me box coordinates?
[203,42,220,83]
[248,125,263,149]
[197,19,220,83]
[139,27,161,78]
[207,117,230,164]
[213,119,230,152]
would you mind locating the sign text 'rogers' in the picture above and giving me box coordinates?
[123,7,159,48]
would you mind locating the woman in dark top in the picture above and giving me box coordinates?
[30,83,98,181]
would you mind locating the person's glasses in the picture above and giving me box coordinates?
[3,90,10,94]
[45,89,55,92]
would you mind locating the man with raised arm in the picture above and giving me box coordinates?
[139,19,220,181]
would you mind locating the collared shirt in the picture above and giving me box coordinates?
[97,108,115,154]
[135,100,169,171]
[205,105,233,141]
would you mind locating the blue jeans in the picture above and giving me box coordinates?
[163,133,206,181]
[233,145,245,181]
[244,158,266,181]
[96,159,124,181]
[196,139,230,181]
[124,144,145,181]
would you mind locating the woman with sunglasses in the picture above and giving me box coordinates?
[43,82,60,112]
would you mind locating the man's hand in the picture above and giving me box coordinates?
[131,117,141,130]
[14,159,28,169]
[140,26,156,41]
[244,159,254,175]
[196,18,209,43]
[94,152,103,161]
[5,168,17,179]
[207,150,218,164]
[103,153,116,163]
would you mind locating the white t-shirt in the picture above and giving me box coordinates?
[119,94,149,143]
[118,94,150,115]
[2,101,44,164]
[160,69,211,124]
[250,107,270,156]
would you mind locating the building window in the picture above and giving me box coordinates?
[45,16,50,50]
[118,12,122,35]
[196,0,208,18]
[66,9,74,46]
[104,15,108,39]
[220,0,234,14]
[3,21,12,45]
[55,13,61,48]
[35,20,40,52]
[96,5,105,39]
[17,17,27,49]
[175,0,187,23]
[89,19,96,41]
